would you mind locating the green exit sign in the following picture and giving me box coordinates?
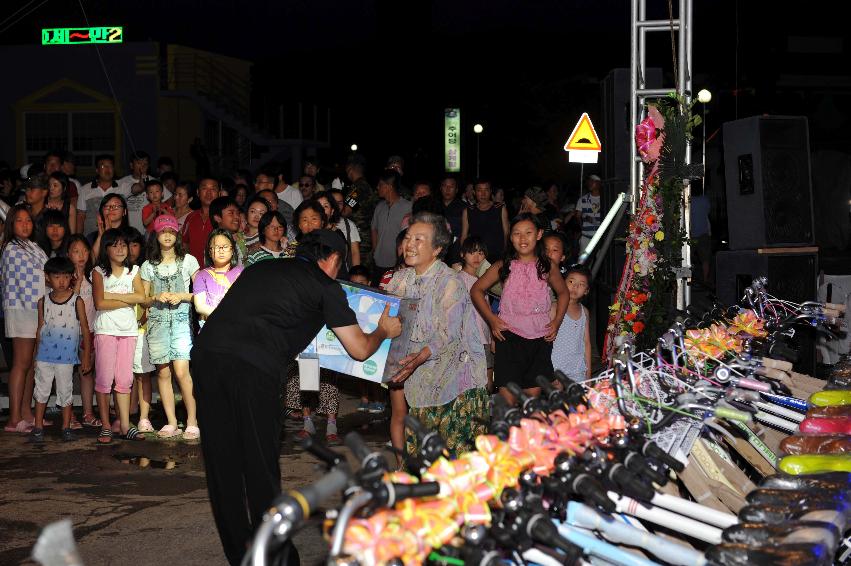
[42,27,123,45]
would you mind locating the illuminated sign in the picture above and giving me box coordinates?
[444,108,461,173]
[42,27,123,45]
[564,112,602,164]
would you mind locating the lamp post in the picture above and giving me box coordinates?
[697,89,712,179]
[473,123,483,178]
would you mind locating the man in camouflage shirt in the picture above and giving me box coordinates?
[343,154,376,266]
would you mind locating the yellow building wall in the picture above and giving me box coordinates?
[157,96,204,178]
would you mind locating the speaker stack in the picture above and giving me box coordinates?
[717,115,817,373]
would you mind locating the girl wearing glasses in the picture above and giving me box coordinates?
[89,194,129,259]
[244,210,288,266]
[193,229,244,328]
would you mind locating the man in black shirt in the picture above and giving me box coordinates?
[193,229,401,566]
[439,175,465,265]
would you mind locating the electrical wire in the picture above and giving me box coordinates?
[0,0,49,36]
[0,0,40,29]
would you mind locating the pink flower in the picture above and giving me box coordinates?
[635,117,656,161]
[648,105,666,130]
[645,132,665,162]
[636,105,667,163]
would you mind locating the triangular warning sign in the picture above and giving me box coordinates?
[564,113,602,152]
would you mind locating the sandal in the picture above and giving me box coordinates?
[82,414,102,428]
[26,418,53,427]
[4,420,33,433]
[182,425,200,441]
[69,415,83,430]
[137,418,154,433]
[325,433,341,445]
[97,428,113,444]
[157,424,183,439]
[122,427,146,441]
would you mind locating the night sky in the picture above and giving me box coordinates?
[1,0,849,187]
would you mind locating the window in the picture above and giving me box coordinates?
[24,111,115,167]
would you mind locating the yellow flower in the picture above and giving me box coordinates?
[655,231,664,241]
[633,263,641,272]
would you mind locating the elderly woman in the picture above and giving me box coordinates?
[386,211,489,455]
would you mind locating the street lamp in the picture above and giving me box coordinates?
[473,124,483,178]
[350,144,358,152]
[696,90,711,179]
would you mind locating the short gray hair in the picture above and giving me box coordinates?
[409,211,452,258]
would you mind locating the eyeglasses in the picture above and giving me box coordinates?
[211,245,233,252]
[103,204,124,211]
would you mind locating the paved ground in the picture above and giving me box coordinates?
[0,377,392,566]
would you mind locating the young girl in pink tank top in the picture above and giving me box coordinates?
[471,213,568,397]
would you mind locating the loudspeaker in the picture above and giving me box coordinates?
[600,68,663,187]
[716,248,818,375]
[722,116,814,249]
[715,249,817,306]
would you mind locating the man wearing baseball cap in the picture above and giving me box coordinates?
[192,228,401,565]
[573,174,604,252]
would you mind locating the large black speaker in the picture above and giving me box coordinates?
[715,249,817,306]
[722,116,814,249]
[716,248,818,374]
[600,68,662,187]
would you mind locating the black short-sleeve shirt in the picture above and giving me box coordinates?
[194,257,357,377]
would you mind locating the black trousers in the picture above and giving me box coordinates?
[193,348,300,566]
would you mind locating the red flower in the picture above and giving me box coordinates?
[624,313,637,321]
[634,293,649,304]
[633,321,645,333]
[644,215,656,226]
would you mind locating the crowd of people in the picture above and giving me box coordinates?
[0,149,604,454]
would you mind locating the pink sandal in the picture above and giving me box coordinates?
[157,424,183,439]
[182,425,200,441]
[4,420,34,433]
[82,413,102,428]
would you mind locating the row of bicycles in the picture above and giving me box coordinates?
[246,277,851,566]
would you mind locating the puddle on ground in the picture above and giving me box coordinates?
[114,452,178,470]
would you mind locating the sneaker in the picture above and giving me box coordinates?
[61,428,77,442]
[367,402,386,414]
[356,401,369,413]
[27,428,44,443]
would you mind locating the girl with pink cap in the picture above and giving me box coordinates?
[141,214,201,440]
